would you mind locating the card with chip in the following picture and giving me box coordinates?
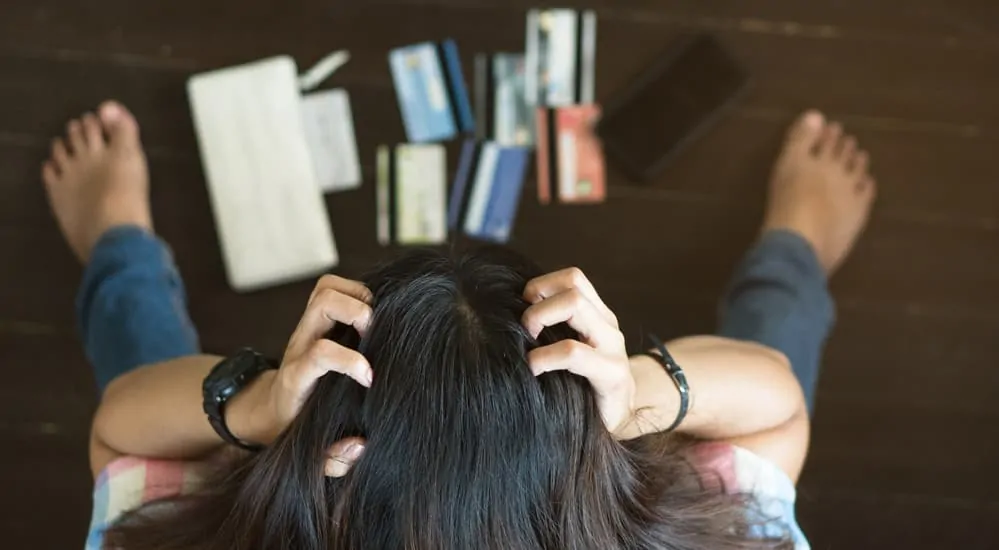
[376,144,448,245]
[474,53,534,146]
[389,40,475,143]
[448,139,530,243]
[536,105,606,204]
[525,9,597,107]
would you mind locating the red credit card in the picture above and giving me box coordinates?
[536,104,606,204]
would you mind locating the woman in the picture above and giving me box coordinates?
[43,103,875,549]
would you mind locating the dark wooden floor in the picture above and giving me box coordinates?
[2,0,998,547]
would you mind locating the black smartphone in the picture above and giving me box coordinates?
[596,34,750,183]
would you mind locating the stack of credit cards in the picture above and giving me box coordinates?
[376,144,448,246]
[388,39,533,245]
[449,138,530,243]
[381,11,604,248]
[525,9,606,204]
[389,40,475,143]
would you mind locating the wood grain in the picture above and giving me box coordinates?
[1,0,997,548]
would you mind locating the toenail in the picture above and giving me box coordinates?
[802,111,823,128]
[101,102,122,120]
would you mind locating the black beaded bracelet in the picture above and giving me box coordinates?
[643,334,690,433]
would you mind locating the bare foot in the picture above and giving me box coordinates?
[762,110,877,274]
[42,101,152,263]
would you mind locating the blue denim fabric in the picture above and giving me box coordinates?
[718,230,835,414]
[76,226,199,392]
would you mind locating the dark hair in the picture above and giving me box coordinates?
[104,247,791,550]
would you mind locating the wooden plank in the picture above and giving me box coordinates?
[6,0,999,61]
[2,2,997,128]
[797,489,999,550]
[0,53,199,153]
[801,309,999,498]
[372,0,999,48]
[0,331,97,420]
[0,433,92,548]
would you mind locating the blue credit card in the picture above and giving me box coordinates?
[389,40,475,143]
[450,139,529,243]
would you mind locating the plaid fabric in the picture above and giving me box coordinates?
[86,444,808,549]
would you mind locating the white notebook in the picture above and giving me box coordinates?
[187,56,338,291]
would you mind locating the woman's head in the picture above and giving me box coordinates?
[106,247,791,550]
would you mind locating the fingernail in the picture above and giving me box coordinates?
[345,443,365,460]
[329,459,349,477]
[364,369,374,387]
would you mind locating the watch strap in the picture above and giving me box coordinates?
[644,334,690,433]
[207,406,264,452]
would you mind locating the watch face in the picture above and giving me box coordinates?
[204,349,264,405]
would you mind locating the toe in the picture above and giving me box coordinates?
[98,101,141,150]
[838,136,857,164]
[850,150,870,177]
[81,113,104,151]
[41,161,59,187]
[51,138,70,170]
[66,119,85,153]
[785,110,825,153]
[858,175,876,196]
[817,122,842,159]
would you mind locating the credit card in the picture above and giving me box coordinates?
[300,89,362,193]
[376,144,448,245]
[390,40,474,143]
[449,139,529,243]
[475,53,535,146]
[525,9,597,107]
[536,105,606,204]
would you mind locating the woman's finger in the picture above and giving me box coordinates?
[286,288,373,360]
[325,437,367,478]
[308,274,373,306]
[522,288,625,354]
[523,267,618,328]
[528,340,631,394]
[291,339,373,389]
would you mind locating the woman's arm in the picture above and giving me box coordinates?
[89,275,376,479]
[89,354,278,476]
[622,335,809,481]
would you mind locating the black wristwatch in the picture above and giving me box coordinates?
[202,348,277,451]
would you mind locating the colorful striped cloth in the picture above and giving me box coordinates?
[86,443,809,549]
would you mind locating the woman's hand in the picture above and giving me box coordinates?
[231,275,375,449]
[522,268,636,436]
[89,275,376,478]
[270,275,374,428]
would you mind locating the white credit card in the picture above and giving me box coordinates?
[462,143,501,235]
[525,9,597,106]
[300,89,362,193]
[396,144,447,245]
